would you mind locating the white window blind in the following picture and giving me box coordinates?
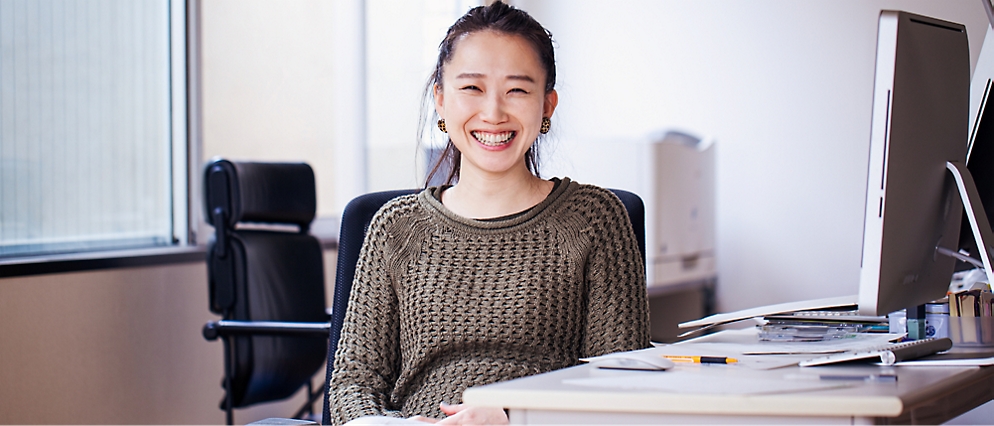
[0,0,178,258]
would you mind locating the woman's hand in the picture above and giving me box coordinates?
[407,415,440,424]
[435,403,508,425]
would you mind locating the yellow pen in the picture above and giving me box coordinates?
[663,355,738,364]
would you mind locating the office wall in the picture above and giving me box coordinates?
[364,0,481,192]
[513,0,991,313]
[0,251,336,424]
[200,0,338,217]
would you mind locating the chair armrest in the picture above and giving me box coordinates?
[202,320,331,340]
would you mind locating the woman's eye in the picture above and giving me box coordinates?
[460,85,481,91]
[509,88,529,94]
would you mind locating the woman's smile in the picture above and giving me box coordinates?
[472,130,516,149]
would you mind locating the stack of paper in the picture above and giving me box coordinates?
[677,295,860,338]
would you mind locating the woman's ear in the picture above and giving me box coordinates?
[543,89,559,118]
[434,84,445,117]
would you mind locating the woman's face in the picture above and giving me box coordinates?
[435,30,557,179]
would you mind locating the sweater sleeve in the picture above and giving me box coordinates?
[327,211,404,425]
[580,189,652,357]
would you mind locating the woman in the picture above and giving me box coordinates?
[328,2,650,425]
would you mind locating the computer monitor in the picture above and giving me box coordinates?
[857,11,971,316]
[957,5,994,269]
[985,0,994,30]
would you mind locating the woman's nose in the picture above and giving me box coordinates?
[479,93,508,124]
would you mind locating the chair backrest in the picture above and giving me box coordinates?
[204,158,328,408]
[321,187,645,424]
[608,188,646,269]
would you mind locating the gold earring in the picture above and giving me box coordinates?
[437,119,447,133]
[540,117,551,134]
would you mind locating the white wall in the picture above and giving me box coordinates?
[513,0,991,312]
[201,0,338,216]
[364,0,482,192]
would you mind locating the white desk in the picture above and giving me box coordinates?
[463,336,994,424]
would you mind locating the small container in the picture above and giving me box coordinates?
[889,309,906,335]
[924,302,949,339]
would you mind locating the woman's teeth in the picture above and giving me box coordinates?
[472,131,515,147]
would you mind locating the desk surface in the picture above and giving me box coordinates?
[463,336,994,424]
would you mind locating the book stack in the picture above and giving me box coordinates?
[759,311,889,342]
[948,289,994,346]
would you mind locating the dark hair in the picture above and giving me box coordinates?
[421,1,556,187]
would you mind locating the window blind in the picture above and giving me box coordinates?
[0,0,174,257]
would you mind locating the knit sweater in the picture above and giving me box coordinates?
[327,178,651,424]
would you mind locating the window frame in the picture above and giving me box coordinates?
[0,0,348,279]
[0,0,203,277]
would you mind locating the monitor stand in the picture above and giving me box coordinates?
[906,162,994,340]
[945,161,994,286]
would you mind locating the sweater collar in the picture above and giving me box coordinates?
[420,177,574,230]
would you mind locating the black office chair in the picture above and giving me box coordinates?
[201,158,331,425]
[611,189,646,268]
[320,187,646,424]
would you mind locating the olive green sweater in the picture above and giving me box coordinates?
[327,178,651,424]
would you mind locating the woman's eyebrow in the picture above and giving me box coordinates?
[454,72,535,83]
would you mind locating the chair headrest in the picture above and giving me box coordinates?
[203,158,316,230]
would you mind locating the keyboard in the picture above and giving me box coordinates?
[799,337,953,367]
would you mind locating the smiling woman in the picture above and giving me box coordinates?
[432,30,559,218]
[326,2,651,425]
[422,1,557,189]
